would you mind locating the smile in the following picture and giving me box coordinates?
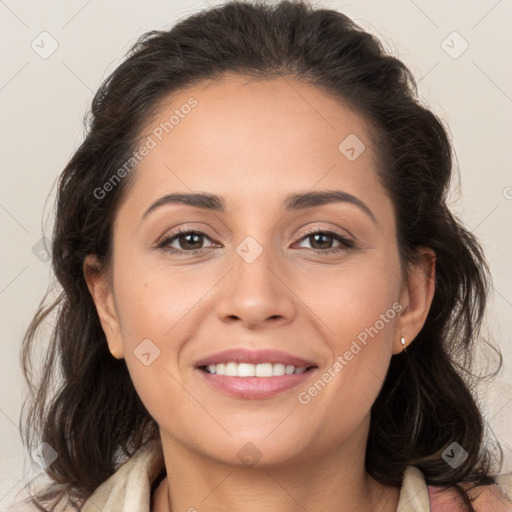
[194,348,318,399]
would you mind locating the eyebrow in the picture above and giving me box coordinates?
[141,190,377,224]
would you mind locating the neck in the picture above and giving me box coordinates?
[152,431,399,512]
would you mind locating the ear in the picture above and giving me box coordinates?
[83,254,124,359]
[392,247,436,354]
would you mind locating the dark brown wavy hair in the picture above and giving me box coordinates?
[20,1,503,510]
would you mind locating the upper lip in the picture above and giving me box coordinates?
[195,348,317,368]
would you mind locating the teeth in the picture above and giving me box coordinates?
[225,362,237,376]
[285,365,295,375]
[205,362,309,377]
[273,363,285,376]
[238,363,255,377]
[255,363,273,377]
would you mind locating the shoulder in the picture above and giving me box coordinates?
[428,472,512,512]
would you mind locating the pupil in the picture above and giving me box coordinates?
[182,233,202,249]
[312,233,331,249]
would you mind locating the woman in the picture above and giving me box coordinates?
[19,1,512,511]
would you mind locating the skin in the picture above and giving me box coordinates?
[85,73,436,512]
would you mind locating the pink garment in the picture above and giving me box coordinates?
[428,482,512,511]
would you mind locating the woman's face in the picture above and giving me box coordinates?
[88,74,433,467]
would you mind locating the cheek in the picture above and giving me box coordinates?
[296,254,401,420]
[110,256,218,424]
[301,251,401,350]
[112,253,204,346]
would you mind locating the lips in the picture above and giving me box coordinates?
[194,348,318,399]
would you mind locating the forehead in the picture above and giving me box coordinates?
[120,73,392,221]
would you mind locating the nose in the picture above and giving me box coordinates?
[216,240,296,330]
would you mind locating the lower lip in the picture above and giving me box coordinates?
[196,368,317,399]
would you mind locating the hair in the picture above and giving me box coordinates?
[20,1,504,510]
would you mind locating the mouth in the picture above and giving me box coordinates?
[194,348,318,399]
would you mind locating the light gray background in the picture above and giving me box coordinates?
[1,0,511,508]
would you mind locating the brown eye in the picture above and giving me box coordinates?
[307,232,335,250]
[174,232,204,250]
[296,230,355,254]
[158,229,217,254]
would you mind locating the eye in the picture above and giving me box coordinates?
[157,229,217,254]
[156,227,355,256]
[294,229,355,254]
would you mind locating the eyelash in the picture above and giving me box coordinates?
[156,227,355,256]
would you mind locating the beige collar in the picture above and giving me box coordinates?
[81,439,511,512]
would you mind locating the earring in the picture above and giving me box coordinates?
[400,337,407,351]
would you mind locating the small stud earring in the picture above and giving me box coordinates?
[400,337,407,351]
